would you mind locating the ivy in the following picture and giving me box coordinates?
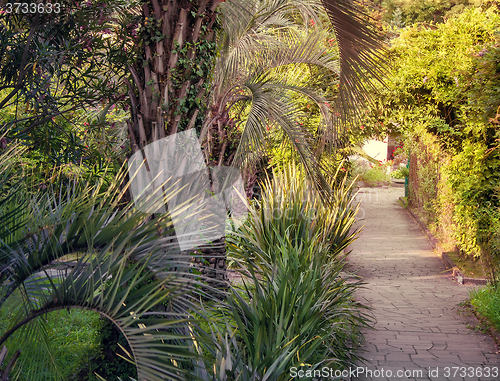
[364,7,500,276]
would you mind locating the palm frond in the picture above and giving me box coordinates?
[0,152,226,379]
[217,1,331,94]
[320,0,387,116]
[0,239,206,381]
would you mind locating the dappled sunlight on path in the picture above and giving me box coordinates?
[349,187,500,381]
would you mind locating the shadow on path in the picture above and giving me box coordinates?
[348,187,499,381]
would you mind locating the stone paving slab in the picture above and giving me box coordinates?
[348,188,500,381]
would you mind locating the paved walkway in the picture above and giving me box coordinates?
[348,187,500,381]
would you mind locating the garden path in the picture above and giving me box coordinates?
[348,187,500,381]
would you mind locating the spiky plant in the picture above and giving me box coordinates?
[225,232,368,379]
[201,162,369,379]
[229,162,360,263]
[0,143,219,380]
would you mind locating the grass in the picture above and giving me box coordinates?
[470,285,500,347]
[0,296,102,381]
[446,251,487,278]
[0,294,137,381]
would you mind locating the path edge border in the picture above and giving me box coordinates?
[399,197,488,286]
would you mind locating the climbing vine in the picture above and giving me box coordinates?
[364,7,500,278]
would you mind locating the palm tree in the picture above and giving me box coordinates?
[124,0,385,285]
[204,5,336,178]
[0,141,216,380]
[126,0,385,170]
[126,0,385,149]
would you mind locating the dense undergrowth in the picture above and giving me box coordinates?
[0,136,367,380]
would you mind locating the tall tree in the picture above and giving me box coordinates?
[124,0,385,285]
[0,1,136,177]
[126,0,385,163]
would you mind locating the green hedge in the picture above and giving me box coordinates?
[365,7,500,279]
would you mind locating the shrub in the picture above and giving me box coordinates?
[227,232,368,379]
[229,163,360,261]
[355,164,390,186]
[221,163,369,378]
[391,166,409,179]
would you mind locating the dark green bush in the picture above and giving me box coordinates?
[75,318,137,381]
[364,7,500,276]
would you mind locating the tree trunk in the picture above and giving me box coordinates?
[127,0,220,151]
[193,237,228,290]
[127,0,231,290]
